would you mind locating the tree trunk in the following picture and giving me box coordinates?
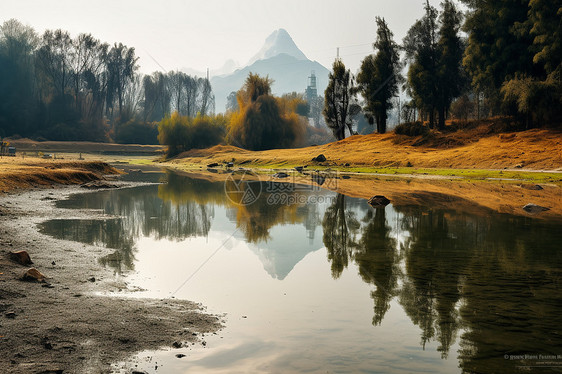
[338,126,345,140]
[428,110,435,129]
[438,105,445,130]
[176,88,181,116]
[377,103,387,134]
[376,114,386,134]
[477,92,480,120]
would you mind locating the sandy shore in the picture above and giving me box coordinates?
[0,185,221,374]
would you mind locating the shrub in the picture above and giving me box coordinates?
[501,75,562,127]
[394,121,429,136]
[39,117,109,142]
[450,94,476,121]
[115,120,159,144]
[225,73,306,151]
[190,114,228,149]
[227,94,306,150]
[158,112,226,157]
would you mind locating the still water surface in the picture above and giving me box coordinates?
[39,171,562,373]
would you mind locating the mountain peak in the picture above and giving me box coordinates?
[247,29,308,66]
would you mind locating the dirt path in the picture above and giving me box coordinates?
[0,186,221,374]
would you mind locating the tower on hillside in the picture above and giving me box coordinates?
[305,71,317,102]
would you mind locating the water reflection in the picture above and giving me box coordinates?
[397,207,468,358]
[322,193,360,278]
[41,179,216,273]
[38,171,562,373]
[355,206,400,327]
[40,172,330,275]
[40,218,137,273]
[321,193,562,370]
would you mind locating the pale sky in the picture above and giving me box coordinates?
[1,0,444,76]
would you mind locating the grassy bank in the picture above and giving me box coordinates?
[156,122,562,220]
[0,157,120,193]
[7,138,164,155]
[164,124,562,183]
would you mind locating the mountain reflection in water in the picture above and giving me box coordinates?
[38,171,562,373]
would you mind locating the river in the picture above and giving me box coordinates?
[38,169,562,373]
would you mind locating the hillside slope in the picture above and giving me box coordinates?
[173,125,562,171]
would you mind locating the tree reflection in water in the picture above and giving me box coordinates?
[322,193,360,278]
[41,173,220,274]
[41,172,326,273]
[322,193,562,371]
[39,218,137,274]
[355,206,400,326]
[397,207,470,358]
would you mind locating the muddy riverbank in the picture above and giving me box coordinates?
[0,185,221,374]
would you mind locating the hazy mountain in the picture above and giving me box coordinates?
[214,59,240,76]
[181,59,240,79]
[211,29,330,113]
[247,28,308,65]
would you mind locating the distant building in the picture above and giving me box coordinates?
[305,71,317,103]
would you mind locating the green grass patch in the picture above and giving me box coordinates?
[123,158,158,165]
[259,165,561,183]
[343,166,561,183]
[166,159,562,183]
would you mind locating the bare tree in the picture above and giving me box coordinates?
[197,77,214,116]
[106,42,139,119]
[36,29,73,97]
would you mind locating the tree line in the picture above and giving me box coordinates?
[0,19,316,151]
[323,0,561,140]
[3,0,560,151]
[0,19,214,143]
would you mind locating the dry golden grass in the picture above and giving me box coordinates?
[7,138,164,155]
[172,125,562,170]
[0,157,119,193]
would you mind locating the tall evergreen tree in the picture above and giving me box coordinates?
[436,0,465,129]
[461,0,536,109]
[357,17,402,134]
[404,0,466,129]
[404,0,440,128]
[323,59,360,140]
[528,0,562,79]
